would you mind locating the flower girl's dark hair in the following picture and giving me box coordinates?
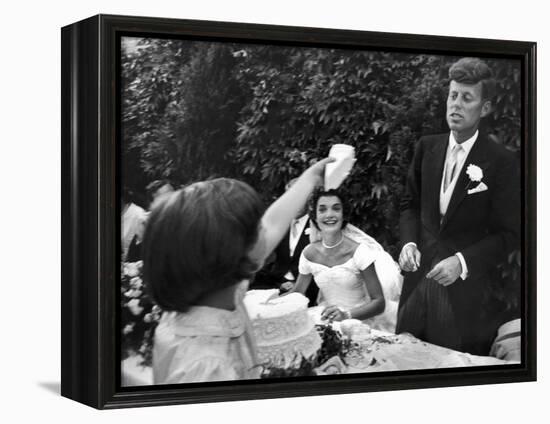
[308,187,350,230]
[142,178,265,312]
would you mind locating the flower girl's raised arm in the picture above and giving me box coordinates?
[248,157,334,268]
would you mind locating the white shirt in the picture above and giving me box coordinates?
[289,214,309,258]
[439,131,478,216]
[284,215,309,281]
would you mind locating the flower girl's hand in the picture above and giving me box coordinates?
[302,157,335,187]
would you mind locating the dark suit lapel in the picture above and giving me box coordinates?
[440,134,490,229]
[292,218,311,260]
[424,135,448,232]
[277,231,291,263]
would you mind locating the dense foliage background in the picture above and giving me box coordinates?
[121,37,521,313]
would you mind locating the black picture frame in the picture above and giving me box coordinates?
[61,14,537,409]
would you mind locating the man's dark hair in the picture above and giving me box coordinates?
[449,57,496,101]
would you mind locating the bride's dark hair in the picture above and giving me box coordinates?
[308,187,350,230]
[142,178,265,312]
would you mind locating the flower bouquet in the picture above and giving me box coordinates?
[120,261,161,366]
[260,324,352,378]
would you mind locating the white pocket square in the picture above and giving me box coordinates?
[468,182,488,194]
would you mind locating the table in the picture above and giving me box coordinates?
[122,330,512,386]
[307,307,513,374]
[339,329,512,374]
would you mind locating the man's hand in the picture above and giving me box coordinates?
[426,255,462,286]
[399,244,421,272]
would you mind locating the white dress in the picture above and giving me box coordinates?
[299,243,399,333]
[152,281,261,384]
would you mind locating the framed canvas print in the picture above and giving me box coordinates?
[61,14,536,409]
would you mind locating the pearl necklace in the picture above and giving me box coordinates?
[322,235,344,249]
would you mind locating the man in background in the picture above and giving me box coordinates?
[251,178,319,305]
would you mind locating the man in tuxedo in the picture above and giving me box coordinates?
[251,179,319,305]
[396,58,520,355]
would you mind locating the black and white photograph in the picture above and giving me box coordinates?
[119,35,525,387]
[4,0,548,421]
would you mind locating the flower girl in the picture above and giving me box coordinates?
[142,158,333,384]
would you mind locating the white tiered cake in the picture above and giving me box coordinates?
[244,289,323,368]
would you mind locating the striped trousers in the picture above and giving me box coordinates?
[396,276,463,351]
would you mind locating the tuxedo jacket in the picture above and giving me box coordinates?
[251,219,319,304]
[399,132,520,321]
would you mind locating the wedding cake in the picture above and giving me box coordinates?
[243,289,323,368]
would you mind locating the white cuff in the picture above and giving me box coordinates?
[284,271,295,281]
[455,252,468,280]
[402,242,417,250]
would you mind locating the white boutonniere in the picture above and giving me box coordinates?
[304,228,311,236]
[466,164,483,182]
[465,164,488,194]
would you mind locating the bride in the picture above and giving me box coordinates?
[289,188,401,333]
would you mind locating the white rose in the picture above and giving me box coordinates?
[466,164,483,182]
[124,289,143,298]
[130,277,143,289]
[122,323,134,335]
[124,261,143,278]
[127,299,144,316]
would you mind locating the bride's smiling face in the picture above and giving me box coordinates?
[316,195,344,233]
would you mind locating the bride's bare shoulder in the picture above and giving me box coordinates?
[343,236,359,254]
[303,242,322,262]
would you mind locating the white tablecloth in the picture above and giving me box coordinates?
[307,306,513,374]
[121,312,514,386]
[340,330,512,374]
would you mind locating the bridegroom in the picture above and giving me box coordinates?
[396,57,520,355]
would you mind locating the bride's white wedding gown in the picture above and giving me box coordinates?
[299,242,399,333]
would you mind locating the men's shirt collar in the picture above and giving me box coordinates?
[294,214,309,227]
[448,130,478,155]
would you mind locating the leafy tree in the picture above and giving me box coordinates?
[121,40,521,313]
[121,38,245,203]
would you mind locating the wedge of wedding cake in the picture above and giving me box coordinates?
[244,289,323,368]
